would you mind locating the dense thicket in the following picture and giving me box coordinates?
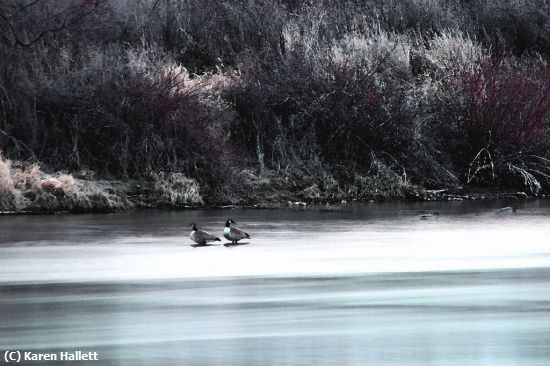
[2,0,550,202]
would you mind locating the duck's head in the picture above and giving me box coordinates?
[225,219,236,227]
[189,223,198,231]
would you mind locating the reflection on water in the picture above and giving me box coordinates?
[1,200,550,365]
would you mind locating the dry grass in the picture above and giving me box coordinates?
[0,154,127,213]
[151,172,203,206]
[423,31,486,76]
[331,28,412,77]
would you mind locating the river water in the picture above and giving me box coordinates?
[1,200,550,365]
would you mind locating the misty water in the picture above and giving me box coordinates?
[1,200,550,366]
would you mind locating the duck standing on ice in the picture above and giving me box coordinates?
[223,219,251,244]
[189,223,221,246]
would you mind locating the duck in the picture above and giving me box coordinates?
[419,213,435,220]
[495,206,518,214]
[418,210,439,219]
[189,223,221,246]
[223,219,251,244]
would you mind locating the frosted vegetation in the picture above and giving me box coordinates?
[0,154,127,212]
[1,0,550,211]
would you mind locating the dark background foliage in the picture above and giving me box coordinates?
[2,0,550,201]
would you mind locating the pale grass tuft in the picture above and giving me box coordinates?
[331,28,412,76]
[424,31,485,75]
[0,156,14,195]
[0,155,126,212]
[152,172,204,206]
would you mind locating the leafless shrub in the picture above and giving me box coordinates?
[3,0,550,203]
[435,61,550,192]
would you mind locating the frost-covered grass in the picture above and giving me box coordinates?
[151,172,203,206]
[0,155,127,213]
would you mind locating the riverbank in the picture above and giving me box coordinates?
[1,158,546,215]
[3,2,550,213]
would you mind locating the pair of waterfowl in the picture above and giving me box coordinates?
[189,219,251,246]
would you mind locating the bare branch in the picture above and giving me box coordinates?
[0,0,101,47]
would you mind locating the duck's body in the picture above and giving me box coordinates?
[419,213,435,219]
[223,219,251,244]
[189,223,221,245]
[495,206,517,214]
[418,210,439,219]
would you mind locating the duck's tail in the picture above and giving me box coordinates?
[215,237,221,241]
[245,232,251,239]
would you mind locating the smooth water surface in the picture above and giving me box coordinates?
[1,200,550,365]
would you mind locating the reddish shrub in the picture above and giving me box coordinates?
[438,60,550,191]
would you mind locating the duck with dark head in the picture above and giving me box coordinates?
[224,219,251,244]
[189,223,221,246]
